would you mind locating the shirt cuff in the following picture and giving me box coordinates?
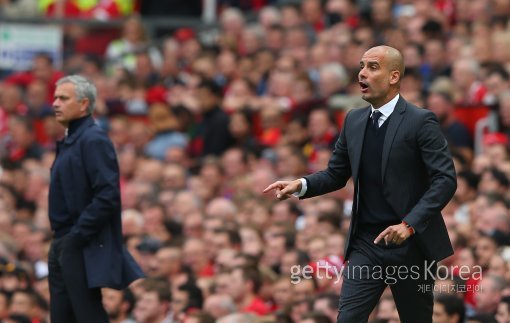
[293,178,308,197]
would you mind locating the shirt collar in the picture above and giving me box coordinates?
[371,94,400,118]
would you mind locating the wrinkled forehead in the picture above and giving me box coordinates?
[55,82,76,95]
[360,47,387,64]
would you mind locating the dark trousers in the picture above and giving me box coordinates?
[337,231,435,323]
[48,235,109,323]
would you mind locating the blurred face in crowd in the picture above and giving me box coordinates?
[134,291,167,323]
[53,82,89,127]
[280,250,299,276]
[485,73,510,98]
[102,289,123,320]
[496,301,510,323]
[293,279,314,302]
[123,16,145,43]
[307,237,327,262]
[432,301,457,323]
[8,291,33,317]
[27,80,49,109]
[215,273,231,295]
[489,255,507,278]
[327,233,345,258]
[153,247,182,278]
[204,294,234,319]
[240,227,263,257]
[273,279,293,307]
[308,109,332,140]
[229,111,251,140]
[281,5,301,28]
[228,269,248,302]
[171,289,189,316]
[425,40,446,70]
[1,84,23,112]
[183,239,208,273]
[221,148,246,179]
[475,236,498,269]
[32,56,53,81]
[377,298,396,321]
[302,0,322,24]
[427,93,452,124]
[475,277,502,313]
[197,87,219,112]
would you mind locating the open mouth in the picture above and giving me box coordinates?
[359,82,369,93]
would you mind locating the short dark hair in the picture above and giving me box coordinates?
[487,65,510,81]
[435,294,465,323]
[123,288,136,315]
[198,79,223,98]
[185,311,215,323]
[214,228,242,246]
[140,278,171,302]
[177,281,203,310]
[6,314,31,323]
[500,296,510,314]
[457,170,480,190]
[34,52,53,65]
[487,167,510,188]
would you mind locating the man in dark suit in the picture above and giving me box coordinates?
[264,46,456,322]
[49,75,144,323]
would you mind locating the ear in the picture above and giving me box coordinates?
[79,98,90,113]
[389,70,400,85]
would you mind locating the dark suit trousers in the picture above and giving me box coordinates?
[337,230,435,323]
[48,235,109,323]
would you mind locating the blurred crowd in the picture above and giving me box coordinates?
[2,0,510,322]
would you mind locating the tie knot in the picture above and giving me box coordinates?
[372,110,382,127]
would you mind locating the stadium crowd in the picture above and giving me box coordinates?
[2,0,510,322]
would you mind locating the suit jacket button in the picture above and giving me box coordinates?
[99,244,104,248]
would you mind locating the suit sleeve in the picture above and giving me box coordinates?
[302,111,352,198]
[71,133,121,243]
[402,111,457,234]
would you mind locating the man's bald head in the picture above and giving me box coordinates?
[359,45,405,107]
[366,45,405,79]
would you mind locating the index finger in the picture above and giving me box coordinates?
[263,182,281,193]
[374,228,389,244]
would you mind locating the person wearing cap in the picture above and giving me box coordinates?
[48,75,144,323]
[264,46,456,322]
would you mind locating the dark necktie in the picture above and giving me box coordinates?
[372,110,382,129]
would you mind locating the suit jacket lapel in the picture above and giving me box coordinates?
[350,107,371,181]
[381,97,407,181]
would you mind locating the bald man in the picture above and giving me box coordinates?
[265,46,456,322]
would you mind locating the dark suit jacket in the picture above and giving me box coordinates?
[302,96,456,262]
[50,116,144,289]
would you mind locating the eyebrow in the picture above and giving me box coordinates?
[360,60,380,66]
